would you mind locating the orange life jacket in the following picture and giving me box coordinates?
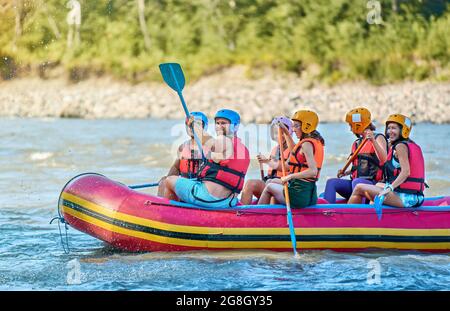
[350,133,387,181]
[178,140,210,179]
[288,138,324,182]
[198,137,250,193]
[266,145,291,180]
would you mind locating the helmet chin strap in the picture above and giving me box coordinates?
[229,124,238,134]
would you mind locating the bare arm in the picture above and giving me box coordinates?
[167,159,181,176]
[390,143,410,189]
[186,117,209,147]
[269,148,283,170]
[210,135,233,163]
[167,144,183,176]
[373,135,388,164]
[257,150,279,170]
[282,131,296,154]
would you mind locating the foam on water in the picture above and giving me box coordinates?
[30,152,53,161]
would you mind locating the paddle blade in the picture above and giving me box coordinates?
[374,195,385,221]
[159,63,185,92]
[286,210,298,256]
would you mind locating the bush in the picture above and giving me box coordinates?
[0,0,447,83]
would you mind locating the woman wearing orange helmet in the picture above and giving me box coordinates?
[348,114,426,207]
[323,107,388,203]
[258,110,325,208]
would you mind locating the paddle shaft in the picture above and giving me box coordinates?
[259,164,265,180]
[162,63,206,161]
[340,137,369,174]
[258,153,265,180]
[177,91,206,161]
[277,126,298,255]
[129,182,159,189]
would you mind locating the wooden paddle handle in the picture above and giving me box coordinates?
[278,127,291,208]
[340,137,369,174]
[259,161,265,180]
[278,124,299,256]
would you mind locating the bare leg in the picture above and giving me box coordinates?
[266,178,282,185]
[380,192,405,208]
[240,179,265,205]
[163,175,179,201]
[264,178,283,204]
[348,184,405,207]
[157,176,167,197]
[258,183,286,205]
[348,184,383,204]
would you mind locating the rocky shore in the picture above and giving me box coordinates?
[0,66,448,124]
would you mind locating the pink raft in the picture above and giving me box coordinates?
[58,173,450,253]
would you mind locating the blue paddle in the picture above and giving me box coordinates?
[129,182,159,189]
[159,63,205,161]
[374,183,390,220]
[374,194,384,220]
[277,125,299,256]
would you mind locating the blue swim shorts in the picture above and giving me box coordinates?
[174,178,238,208]
[395,191,425,208]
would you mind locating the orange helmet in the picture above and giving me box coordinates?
[345,107,372,135]
[291,110,319,134]
[386,114,412,139]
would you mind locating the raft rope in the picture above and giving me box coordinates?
[146,201,450,216]
[50,215,70,254]
[50,184,73,254]
[50,172,107,254]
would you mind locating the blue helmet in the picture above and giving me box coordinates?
[214,109,240,133]
[187,111,208,130]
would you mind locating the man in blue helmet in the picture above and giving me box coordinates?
[163,109,250,208]
[158,111,212,198]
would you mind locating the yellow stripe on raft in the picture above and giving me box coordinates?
[63,206,450,250]
[61,192,450,237]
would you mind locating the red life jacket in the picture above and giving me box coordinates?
[350,133,387,181]
[198,136,250,193]
[288,138,324,182]
[266,145,291,180]
[178,140,210,178]
[384,140,426,195]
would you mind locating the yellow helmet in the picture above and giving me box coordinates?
[291,110,319,134]
[385,114,412,139]
[345,107,372,135]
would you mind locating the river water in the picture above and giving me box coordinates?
[0,118,449,290]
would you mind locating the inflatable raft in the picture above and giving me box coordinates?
[58,173,450,253]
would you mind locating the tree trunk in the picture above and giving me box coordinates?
[13,0,22,50]
[40,0,61,39]
[137,0,151,51]
[392,0,399,13]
